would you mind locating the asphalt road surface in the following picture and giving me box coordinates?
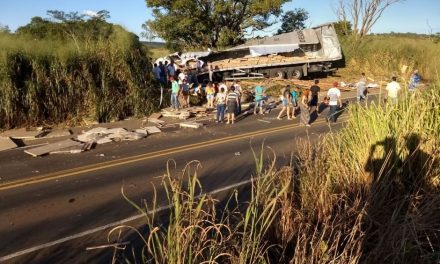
[0,95,369,263]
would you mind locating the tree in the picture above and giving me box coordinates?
[0,23,10,33]
[16,10,114,51]
[276,8,309,35]
[140,22,157,42]
[145,0,290,50]
[333,20,353,36]
[335,0,405,38]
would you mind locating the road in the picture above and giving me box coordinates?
[0,95,364,263]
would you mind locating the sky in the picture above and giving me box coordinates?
[1,0,439,40]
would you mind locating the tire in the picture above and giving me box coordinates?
[276,71,286,79]
[291,68,303,79]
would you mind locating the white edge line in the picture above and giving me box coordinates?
[0,177,258,262]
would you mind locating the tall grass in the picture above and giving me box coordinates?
[339,35,440,81]
[114,77,439,264]
[0,28,159,129]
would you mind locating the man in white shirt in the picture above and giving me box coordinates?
[178,70,187,85]
[385,76,401,104]
[327,81,342,123]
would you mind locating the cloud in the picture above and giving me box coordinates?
[83,10,99,18]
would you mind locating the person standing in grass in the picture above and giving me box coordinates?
[226,86,239,124]
[170,76,180,111]
[408,70,421,92]
[327,81,342,123]
[299,89,311,126]
[253,81,265,115]
[277,85,293,120]
[215,87,227,123]
[206,82,215,108]
[386,76,401,104]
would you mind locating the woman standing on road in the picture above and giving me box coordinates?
[206,82,215,108]
[299,89,311,127]
[277,85,293,120]
[170,76,180,111]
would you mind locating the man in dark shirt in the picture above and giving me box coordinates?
[309,79,320,117]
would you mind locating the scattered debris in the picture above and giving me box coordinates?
[83,127,109,134]
[24,139,83,157]
[0,128,44,140]
[106,128,127,134]
[179,111,191,120]
[109,131,146,141]
[96,137,113,145]
[147,118,165,126]
[42,129,72,138]
[77,133,103,143]
[144,126,162,134]
[0,137,17,152]
[148,112,162,119]
[257,119,271,123]
[180,121,204,129]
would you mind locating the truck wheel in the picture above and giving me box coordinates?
[276,71,286,79]
[291,69,303,79]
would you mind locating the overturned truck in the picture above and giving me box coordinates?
[197,23,342,82]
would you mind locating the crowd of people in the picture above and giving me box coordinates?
[152,61,422,126]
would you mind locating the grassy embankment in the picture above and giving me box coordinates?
[338,35,440,81]
[112,36,440,263]
[0,28,158,130]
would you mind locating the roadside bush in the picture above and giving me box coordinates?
[0,27,159,129]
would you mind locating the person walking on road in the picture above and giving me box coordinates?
[327,81,342,123]
[299,89,311,127]
[253,81,265,115]
[215,87,227,123]
[385,76,401,105]
[226,86,239,124]
[277,85,293,120]
[356,77,367,103]
[170,76,180,111]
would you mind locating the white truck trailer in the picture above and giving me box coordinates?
[196,23,342,82]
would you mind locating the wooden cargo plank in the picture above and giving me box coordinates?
[0,137,17,152]
[24,139,82,157]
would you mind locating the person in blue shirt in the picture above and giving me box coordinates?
[409,70,421,91]
[253,81,265,115]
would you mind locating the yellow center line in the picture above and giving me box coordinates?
[0,119,335,191]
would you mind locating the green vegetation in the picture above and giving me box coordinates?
[0,13,158,130]
[116,85,439,263]
[145,0,289,50]
[339,34,440,81]
[276,8,309,35]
